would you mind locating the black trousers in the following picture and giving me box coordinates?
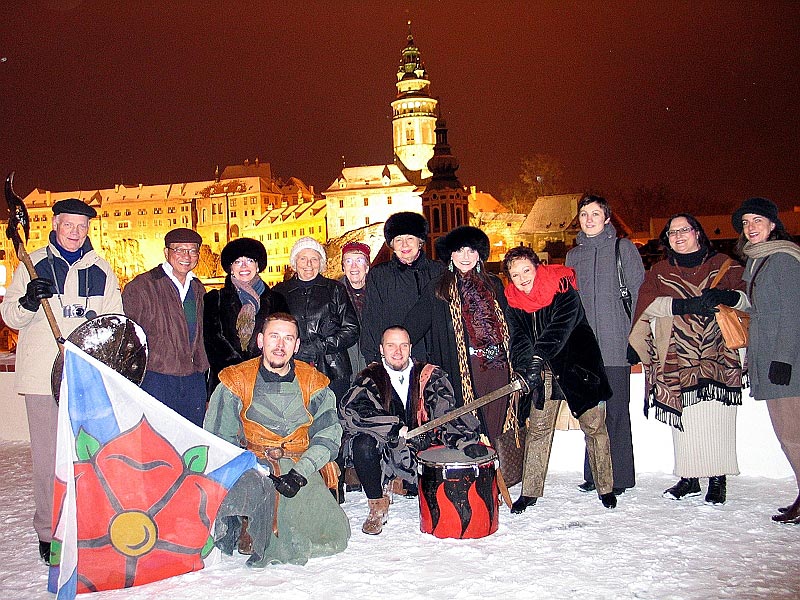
[351,434,384,499]
[584,365,636,489]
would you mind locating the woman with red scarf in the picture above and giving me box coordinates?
[503,246,616,513]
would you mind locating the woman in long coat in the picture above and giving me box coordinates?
[404,226,511,444]
[629,214,745,505]
[503,245,616,512]
[728,197,800,522]
[203,238,288,397]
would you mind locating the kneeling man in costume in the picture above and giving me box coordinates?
[341,325,486,535]
[204,312,350,565]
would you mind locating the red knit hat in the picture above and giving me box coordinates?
[341,241,371,261]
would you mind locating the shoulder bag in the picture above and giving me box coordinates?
[615,238,633,319]
[709,259,750,350]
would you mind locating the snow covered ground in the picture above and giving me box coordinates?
[2,377,800,599]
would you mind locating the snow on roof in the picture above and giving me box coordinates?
[469,191,507,213]
[324,164,415,193]
[518,193,584,234]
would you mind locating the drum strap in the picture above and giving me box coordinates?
[416,364,435,425]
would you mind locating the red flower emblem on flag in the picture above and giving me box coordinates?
[55,417,228,592]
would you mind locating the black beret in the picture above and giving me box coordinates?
[435,226,491,262]
[731,197,783,233]
[52,198,97,218]
[220,237,268,273]
[164,228,202,246]
[384,211,429,245]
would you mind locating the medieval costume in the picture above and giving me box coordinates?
[204,357,350,565]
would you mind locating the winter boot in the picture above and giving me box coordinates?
[600,492,617,508]
[362,496,390,535]
[38,541,51,564]
[344,467,362,492]
[663,477,701,500]
[577,481,596,493]
[511,495,538,514]
[705,475,727,505]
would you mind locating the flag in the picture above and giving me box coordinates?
[49,341,258,599]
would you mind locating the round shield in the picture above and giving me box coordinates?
[51,314,148,401]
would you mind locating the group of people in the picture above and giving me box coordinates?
[4,194,799,569]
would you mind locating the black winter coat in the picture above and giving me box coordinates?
[506,284,612,418]
[360,252,446,364]
[404,272,508,408]
[203,276,289,395]
[272,274,360,384]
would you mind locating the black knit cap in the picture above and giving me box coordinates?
[220,237,268,273]
[164,227,202,246]
[435,226,490,262]
[52,198,97,219]
[383,211,429,245]
[731,197,783,233]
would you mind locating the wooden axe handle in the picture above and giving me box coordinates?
[13,239,64,348]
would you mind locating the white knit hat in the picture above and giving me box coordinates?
[289,236,327,273]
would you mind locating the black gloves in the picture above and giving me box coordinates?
[406,431,435,453]
[626,344,641,366]
[270,469,307,498]
[700,288,740,311]
[672,296,715,317]
[769,361,792,386]
[463,443,488,459]
[385,423,404,448]
[20,278,54,312]
[523,356,545,391]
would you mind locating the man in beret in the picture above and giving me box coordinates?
[359,212,444,364]
[123,227,209,426]
[1,198,122,564]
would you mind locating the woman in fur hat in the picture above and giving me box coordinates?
[404,225,511,444]
[203,238,289,397]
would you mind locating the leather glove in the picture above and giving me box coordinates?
[626,344,641,366]
[463,443,488,459]
[672,296,715,317]
[523,356,545,391]
[407,431,435,453]
[768,361,792,386]
[269,469,307,498]
[385,422,404,448]
[700,288,740,311]
[20,278,54,312]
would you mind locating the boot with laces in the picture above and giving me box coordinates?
[705,475,727,505]
[663,477,701,500]
[362,496,390,535]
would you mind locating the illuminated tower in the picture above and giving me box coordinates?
[422,116,467,257]
[391,22,437,181]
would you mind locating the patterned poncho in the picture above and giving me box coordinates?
[629,252,745,430]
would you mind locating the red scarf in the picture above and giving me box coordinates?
[504,263,577,313]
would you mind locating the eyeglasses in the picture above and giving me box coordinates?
[168,247,200,256]
[666,226,694,238]
[232,258,256,267]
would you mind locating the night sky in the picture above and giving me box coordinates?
[2,1,799,213]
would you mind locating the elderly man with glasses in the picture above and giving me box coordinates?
[123,228,209,425]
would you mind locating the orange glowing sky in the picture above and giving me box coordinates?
[1,1,799,212]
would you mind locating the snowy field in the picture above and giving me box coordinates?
[2,376,800,600]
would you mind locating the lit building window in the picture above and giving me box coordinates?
[363,198,369,207]
[387,196,392,205]
[339,200,344,208]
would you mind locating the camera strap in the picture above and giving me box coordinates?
[46,246,88,313]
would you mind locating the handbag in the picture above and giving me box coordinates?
[709,259,750,350]
[493,386,527,488]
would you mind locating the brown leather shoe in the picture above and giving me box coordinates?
[362,496,390,535]
[237,517,253,554]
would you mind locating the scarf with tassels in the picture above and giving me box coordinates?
[504,263,577,313]
[232,277,265,350]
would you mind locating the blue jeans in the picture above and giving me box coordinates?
[141,370,207,426]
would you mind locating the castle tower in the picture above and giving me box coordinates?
[391,22,438,181]
[422,115,468,258]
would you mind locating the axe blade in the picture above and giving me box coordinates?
[5,171,30,243]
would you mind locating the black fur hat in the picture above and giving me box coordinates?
[436,226,490,262]
[220,237,268,273]
[384,211,429,245]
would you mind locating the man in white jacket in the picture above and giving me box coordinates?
[0,198,122,564]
